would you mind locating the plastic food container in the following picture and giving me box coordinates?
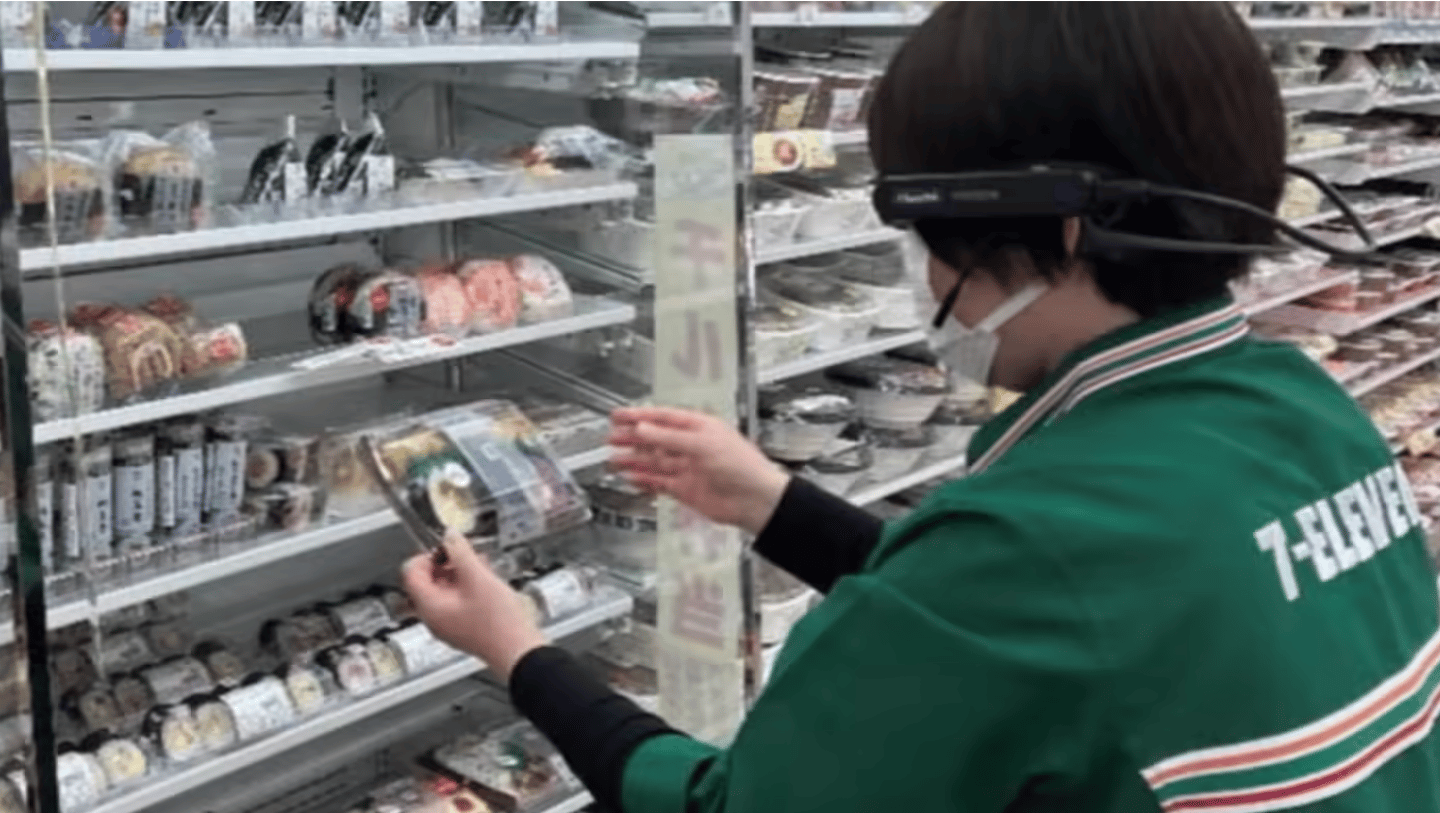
[847,281,921,330]
[800,441,872,496]
[757,384,856,463]
[825,356,951,429]
[753,183,808,251]
[760,269,880,352]
[587,478,658,581]
[864,425,935,483]
[794,185,877,240]
[754,302,821,369]
[776,251,848,276]
[837,241,907,287]
[926,395,989,460]
[578,217,653,269]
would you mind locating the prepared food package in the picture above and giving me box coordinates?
[363,400,591,551]
[414,262,475,336]
[240,114,307,207]
[456,259,522,334]
[102,121,215,234]
[429,721,581,812]
[508,254,574,323]
[12,145,108,242]
[28,321,106,422]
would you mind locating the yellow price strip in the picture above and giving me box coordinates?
[753,130,838,175]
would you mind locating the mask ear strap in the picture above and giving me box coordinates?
[974,281,1047,333]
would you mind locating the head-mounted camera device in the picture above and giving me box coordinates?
[872,162,1377,261]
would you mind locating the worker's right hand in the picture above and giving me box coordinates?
[609,406,790,537]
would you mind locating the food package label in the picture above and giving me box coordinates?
[427,408,547,546]
[380,1,409,38]
[330,597,393,638]
[456,1,482,38]
[84,471,113,556]
[114,461,156,542]
[534,1,558,37]
[142,658,214,706]
[303,1,340,41]
[387,624,458,674]
[35,478,54,570]
[205,440,247,520]
[129,1,167,48]
[61,482,81,560]
[223,678,298,740]
[174,447,205,533]
[528,568,590,621]
[55,754,103,813]
[284,162,308,202]
[157,453,176,530]
[230,1,258,40]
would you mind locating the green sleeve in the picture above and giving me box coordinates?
[620,513,1108,813]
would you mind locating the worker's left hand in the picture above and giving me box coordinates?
[402,532,548,683]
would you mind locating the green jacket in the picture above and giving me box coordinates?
[623,298,1440,812]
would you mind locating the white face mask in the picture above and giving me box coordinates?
[930,281,1048,387]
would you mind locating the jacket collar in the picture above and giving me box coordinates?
[966,297,1248,476]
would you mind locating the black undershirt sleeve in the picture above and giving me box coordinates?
[509,479,885,812]
[751,476,886,593]
[509,646,673,813]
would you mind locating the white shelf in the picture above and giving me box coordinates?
[755,228,903,265]
[1239,272,1352,316]
[1348,345,1440,398]
[1288,143,1368,165]
[84,588,633,813]
[758,329,926,384]
[1281,81,1373,113]
[751,10,925,27]
[849,453,968,507]
[9,447,606,645]
[20,183,637,273]
[1361,153,1440,182]
[1258,285,1440,337]
[1248,17,1385,49]
[2,42,641,72]
[1374,91,1440,114]
[33,297,636,445]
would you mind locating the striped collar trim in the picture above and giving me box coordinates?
[967,303,1247,476]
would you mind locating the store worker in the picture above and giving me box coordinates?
[404,3,1440,812]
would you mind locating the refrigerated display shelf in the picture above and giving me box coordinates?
[751,8,930,27]
[1288,142,1369,165]
[1348,345,1440,398]
[848,453,967,507]
[755,227,903,265]
[2,42,641,72]
[1358,153,1440,182]
[1247,16,1385,49]
[1257,285,1440,337]
[1238,271,1353,316]
[7,445,609,645]
[33,296,636,444]
[20,183,637,273]
[1279,81,1373,111]
[82,588,633,813]
[758,328,926,384]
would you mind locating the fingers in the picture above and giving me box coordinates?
[402,552,445,602]
[609,449,684,477]
[612,406,706,431]
[629,420,712,458]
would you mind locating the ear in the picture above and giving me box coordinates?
[1062,217,1082,257]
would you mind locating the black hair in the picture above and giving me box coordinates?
[868,2,1287,318]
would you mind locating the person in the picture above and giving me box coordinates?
[402,3,1440,812]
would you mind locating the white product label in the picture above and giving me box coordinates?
[283,163,307,202]
[330,598,392,637]
[229,1,257,39]
[303,1,339,41]
[114,462,155,541]
[223,679,297,740]
[826,87,866,130]
[1,4,34,47]
[363,155,395,196]
[129,1,166,47]
[534,1,558,36]
[456,2,482,37]
[157,454,176,530]
[142,658,213,706]
[35,479,53,570]
[55,754,102,813]
[380,1,408,37]
[529,569,590,621]
[175,447,204,531]
[99,632,153,674]
[205,441,246,518]
[387,626,457,674]
[85,472,112,554]
[61,482,80,560]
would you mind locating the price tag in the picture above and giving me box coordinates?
[753,132,806,175]
[1406,428,1438,456]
